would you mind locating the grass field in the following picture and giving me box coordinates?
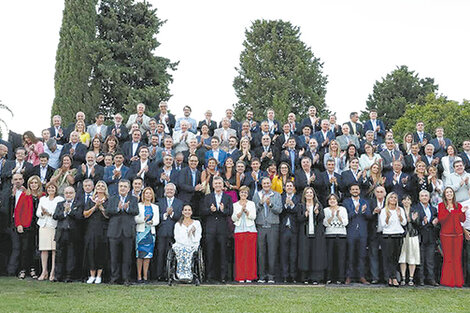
[0,277,469,312]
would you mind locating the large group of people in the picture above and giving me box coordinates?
[1,101,470,288]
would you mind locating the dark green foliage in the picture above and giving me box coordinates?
[361,65,438,129]
[233,20,328,122]
[91,0,178,117]
[51,0,98,126]
[393,94,470,148]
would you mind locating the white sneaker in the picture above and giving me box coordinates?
[86,276,96,284]
[258,279,266,283]
[94,277,102,284]
[245,280,252,283]
[268,280,275,284]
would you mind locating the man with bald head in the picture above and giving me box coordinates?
[59,131,87,168]
[74,151,104,186]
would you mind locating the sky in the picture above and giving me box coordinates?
[0,0,469,136]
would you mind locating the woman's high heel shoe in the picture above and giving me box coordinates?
[38,272,49,281]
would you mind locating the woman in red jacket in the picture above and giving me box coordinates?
[438,187,467,287]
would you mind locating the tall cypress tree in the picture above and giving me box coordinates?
[91,0,178,116]
[51,0,98,126]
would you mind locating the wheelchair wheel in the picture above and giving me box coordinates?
[197,245,205,282]
[166,248,176,285]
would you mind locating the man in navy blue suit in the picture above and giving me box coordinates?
[244,158,268,199]
[414,190,439,286]
[363,110,386,144]
[279,181,300,282]
[340,157,364,198]
[429,127,452,160]
[59,131,87,169]
[154,155,179,199]
[205,136,227,168]
[460,140,470,173]
[384,160,411,202]
[121,129,144,166]
[279,137,301,175]
[176,154,203,216]
[344,184,371,285]
[315,159,342,206]
[103,153,129,196]
[314,120,336,154]
[155,183,183,281]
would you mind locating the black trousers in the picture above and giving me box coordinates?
[368,232,382,281]
[205,232,227,280]
[419,242,436,282]
[7,228,34,275]
[382,236,403,280]
[326,236,346,281]
[109,237,134,282]
[280,227,297,279]
[155,235,173,279]
[55,231,76,280]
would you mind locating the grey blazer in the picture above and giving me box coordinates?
[87,124,108,141]
[253,190,282,226]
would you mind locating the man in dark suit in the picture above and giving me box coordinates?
[59,131,87,169]
[280,181,300,282]
[30,153,55,185]
[384,160,411,202]
[294,157,317,196]
[49,115,67,145]
[197,110,217,136]
[279,137,301,175]
[429,127,452,159]
[253,122,275,149]
[1,148,33,193]
[64,111,87,141]
[53,186,83,282]
[220,108,240,132]
[363,110,386,144]
[254,135,279,171]
[106,113,129,144]
[237,121,257,148]
[0,139,14,160]
[344,184,371,285]
[412,121,432,147]
[340,157,363,198]
[201,177,233,283]
[404,143,421,174]
[155,183,183,281]
[143,119,165,146]
[315,159,342,206]
[154,101,176,136]
[346,112,364,138]
[74,151,104,187]
[287,112,301,136]
[103,153,130,196]
[460,140,470,173]
[154,155,179,199]
[314,120,336,154]
[368,186,386,284]
[244,158,268,199]
[379,139,403,176]
[176,154,203,216]
[421,144,439,168]
[301,106,321,132]
[127,146,158,188]
[105,180,139,285]
[414,190,439,286]
[275,123,299,152]
[359,131,379,155]
[297,125,313,150]
[121,129,144,166]
[226,136,242,164]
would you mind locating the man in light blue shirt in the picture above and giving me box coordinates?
[44,138,63,169]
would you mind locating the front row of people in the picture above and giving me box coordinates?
[8,172,468,287]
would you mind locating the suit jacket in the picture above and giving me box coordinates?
[460,151,470,173]
[172,130,196,153]
[128,160,158,187]
[294,170,317,195]
[253,190,282,225]
[74,163,104,185]
[87,124,108,141]
[280,192,301,232]
[105,124,129,143]
[53,200,83,241]
[121,141,144,165]
[412,132,432,145]
[213,128,237,149]
[176,167,202,204]
[205,149,227,167]
[244,170,268,199]
[346,121,364,138]
[154,111,176,135]
[363,119,386,143]
[403,154,420,174]
[1,160,33,189]
[126,114,151,133]
[155,167,180,198]
[429,137,452,159]
[314,130,335,154]
[254,145,279,171]
[301,117,321,132]
[384,171,411,201]
[289,122,302,136]
[201,192,233,235]
[274,133,300,152]
[48,126,67,145]
[379,149,403,174]
[315,171,342,205]
[336,135,360,151]
[103,165,130,196]
[279,148,301,174]
[59,142,87,169]
[414,202,438,244]
[340,169,363,197]
[219,119,240,132]
[198,120,217,136]
[30,164,55,184]
[157,197,183,237]
[226,149,242,164]
[343,197,371,238]
[105,194,139,238]
[368,198,385,238]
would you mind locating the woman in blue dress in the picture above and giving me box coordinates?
[135,187,160,283]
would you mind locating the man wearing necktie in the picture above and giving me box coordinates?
[253,177,282,283]
[280,181,300,282]
[106,180,139,285]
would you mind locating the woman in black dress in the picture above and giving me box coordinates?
[83,180,109,284]
[297,187,326,284]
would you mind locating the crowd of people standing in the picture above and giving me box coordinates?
[1,101,470,288]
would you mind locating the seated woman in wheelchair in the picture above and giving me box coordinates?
[172,204,202,281]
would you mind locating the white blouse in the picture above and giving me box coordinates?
[173,220,202,249]
[36,196,64,228]
[379,207,407,235]
[323,206,349,236]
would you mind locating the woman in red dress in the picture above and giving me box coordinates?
[438,187,467,287]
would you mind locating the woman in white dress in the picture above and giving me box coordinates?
[36,182,63,281]
[398,195,420,286]
[173,205,202,282]
[359,142,382,176]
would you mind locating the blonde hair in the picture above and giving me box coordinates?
[384,192,399,217]
[92,180,109,199]
[141,187,155,203]
[26,175,43,197]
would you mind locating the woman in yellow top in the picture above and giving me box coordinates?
[271,161,294,194]
[75,120,91,147]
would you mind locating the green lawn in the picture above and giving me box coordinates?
[0,277,469,312]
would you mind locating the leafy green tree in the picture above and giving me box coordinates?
[0,100,13,139]
[393,94,470,148]
[51,0,98,126]
[91,0,178,117]
[233,19,328,122]
[361,65,438,128]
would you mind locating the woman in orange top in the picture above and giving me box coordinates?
[438,187,467,287]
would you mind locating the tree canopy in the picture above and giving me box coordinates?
[233,19,328,122]
[361,65,438,129]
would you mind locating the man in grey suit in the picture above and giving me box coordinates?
[86,112,108,141]
[336,124,360,151]
[126,103,151,134]
[253,177,283,283]
[214,118,237,150]
[379,139,403,176]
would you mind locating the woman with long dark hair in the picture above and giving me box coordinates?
[23,131,44,166]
